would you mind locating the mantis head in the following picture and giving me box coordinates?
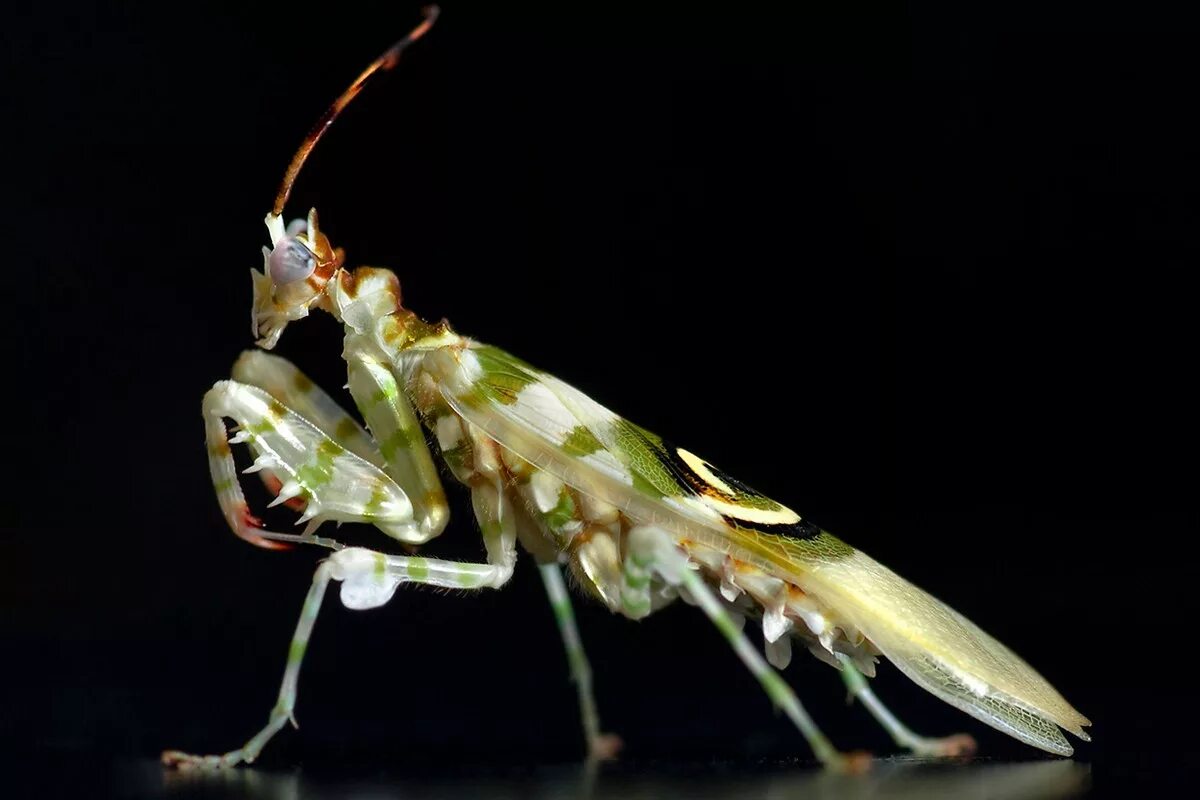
[251,209,343,349]
[249,6,438,350]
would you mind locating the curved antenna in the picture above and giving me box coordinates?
[273,5,440,217]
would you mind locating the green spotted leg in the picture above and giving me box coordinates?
[836,654,977,757]
[167,414,521,768]
[163,472,519,769]
[202,379,418,550]
[162,543,516,769]
[162,560,334,769]
[232,350,383,467]
[619,532,656,620]
[345,338,449,540]
[229,350,386,522]
[469,478,518,575]
[538,563,622,761]
[229,348,450,546]
[623,526,871,773]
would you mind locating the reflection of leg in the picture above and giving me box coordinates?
[838,655,976,757]
[625,526,870,772]
[539,563,622,760]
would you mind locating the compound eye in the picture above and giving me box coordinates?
[269,238,317,284]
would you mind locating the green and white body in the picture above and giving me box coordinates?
[164,16,1089,771]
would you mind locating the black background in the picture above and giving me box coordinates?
[6,2,1194,797]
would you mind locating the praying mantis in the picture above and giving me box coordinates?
[163,7,1090,772]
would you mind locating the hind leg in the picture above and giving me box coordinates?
[837,655,976,757]
[618,526,870,772]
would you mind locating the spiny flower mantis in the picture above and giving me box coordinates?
[163,6,1090,772]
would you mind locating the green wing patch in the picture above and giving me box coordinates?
[470,345,538,405]
[561,425,604,457]
[612,420,682,499]
[453,341,840,555]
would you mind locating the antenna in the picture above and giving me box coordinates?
[272,5,440,217]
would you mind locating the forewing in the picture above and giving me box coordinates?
[428,341,1090,754]
[428,342,834,552]
[797,549,1092,754]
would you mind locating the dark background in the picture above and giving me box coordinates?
[6,2,1194,797]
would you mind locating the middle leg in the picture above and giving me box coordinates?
[498,449,624,761]
[538,562,623,760]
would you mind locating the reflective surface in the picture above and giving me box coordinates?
[106,758,1095,800]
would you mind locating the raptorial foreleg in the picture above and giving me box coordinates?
[344,340,450,540]
[203,380,421,546]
